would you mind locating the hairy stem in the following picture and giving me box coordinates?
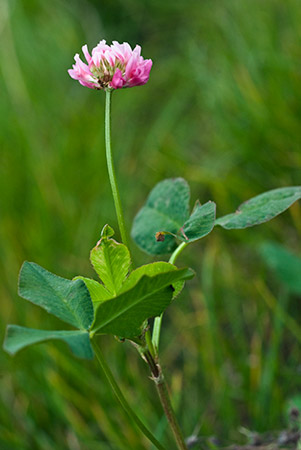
[105,89,129,247]
[91,338,166,450]
[143,349,188,450]
[152,242,189,350]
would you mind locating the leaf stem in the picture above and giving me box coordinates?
[91,338,166,450]
[145,328,156,359]
[169,242,188,265]
[105,89,129,248]
[152,242,189,350]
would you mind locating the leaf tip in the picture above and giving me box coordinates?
[3,325,16,356]
[101,224,115,239]
[18,260,31,296]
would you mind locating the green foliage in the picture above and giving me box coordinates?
[121,261,185,299]
[5,228,194,358]
[132,180,300,256]
[74,276,111,306]
[132,178,190,255]
[4,262,94,359]
[260,242,301,294]
[121,261,176,292]
[91,267,194,338]
[3,325,93,359]
[83,229,192,317]
[180,200,216,242]
[90,224,131,296]
[216,187,301,230]
[122,261,185,302]
[19,262,94,330]
[132,178,216,255]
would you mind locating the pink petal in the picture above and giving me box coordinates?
[111,41,133,63]
[82,45,92,64]
[124,52,139,80]
[126,59,152,87]
[132,45,141,57]
[104,49,116,67]
[110,69,126,89]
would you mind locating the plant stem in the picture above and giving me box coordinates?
[104,89,129,248]
[155,378,188,450]
[145,329,156,359]
[91,338,166,450]
[143,349,188,450]
[169,242,189,265]
[152,242,189,350]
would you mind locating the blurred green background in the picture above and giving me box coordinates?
[1,0,301,448]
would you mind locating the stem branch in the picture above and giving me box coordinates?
[152,242,189,350]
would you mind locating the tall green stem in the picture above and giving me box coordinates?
[152,242,188,350]
[105,89,129,248]
[91,339,166,450]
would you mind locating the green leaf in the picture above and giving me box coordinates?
[121,262,185,300]
[19,262,94,330]
[216,186,301,230]
[259,242,301,294]
[91,267,194,338]
[74,276,111,306]
[101,224,114,238]
[3,325,93,359]
[90,225,131,295]
[121,262,176,292]
[131,178,190,255]
[172,280,185,300]
[179,201,216,242]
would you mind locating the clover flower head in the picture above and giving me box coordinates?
[68,40,153,90]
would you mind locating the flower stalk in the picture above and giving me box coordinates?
[104,84,187,449]
[104,89,129,247]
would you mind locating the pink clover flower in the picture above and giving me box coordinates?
[68,40,152,90]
